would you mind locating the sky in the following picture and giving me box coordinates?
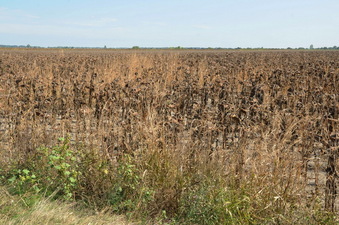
[0,0,338,48]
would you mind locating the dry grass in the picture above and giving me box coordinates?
[0,187,133,225]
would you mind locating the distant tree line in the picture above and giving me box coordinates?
[0,44,338,50]
[317,46,339,50]
[0,44,43,48]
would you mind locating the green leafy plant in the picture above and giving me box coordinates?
[6,168,40,195]
[109,154,141,212]
[1,137,80,200]
[36,137,80,199]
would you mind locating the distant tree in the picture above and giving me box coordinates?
[104,45,107,49]
[310,44,314,49]
[287,47,292,50]
[132,46,140,49]
[27,44,31,48]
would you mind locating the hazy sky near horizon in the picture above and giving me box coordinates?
[0,0,338,48]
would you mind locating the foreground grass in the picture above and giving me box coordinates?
[1,183,337,225]
[1,138,338,224]
[0,187,133,225]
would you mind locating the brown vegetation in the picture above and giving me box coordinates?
[0,48,338,223]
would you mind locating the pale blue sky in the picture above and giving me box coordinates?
[0,0,338,48]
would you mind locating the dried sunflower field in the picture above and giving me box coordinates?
[0,48,338,224]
